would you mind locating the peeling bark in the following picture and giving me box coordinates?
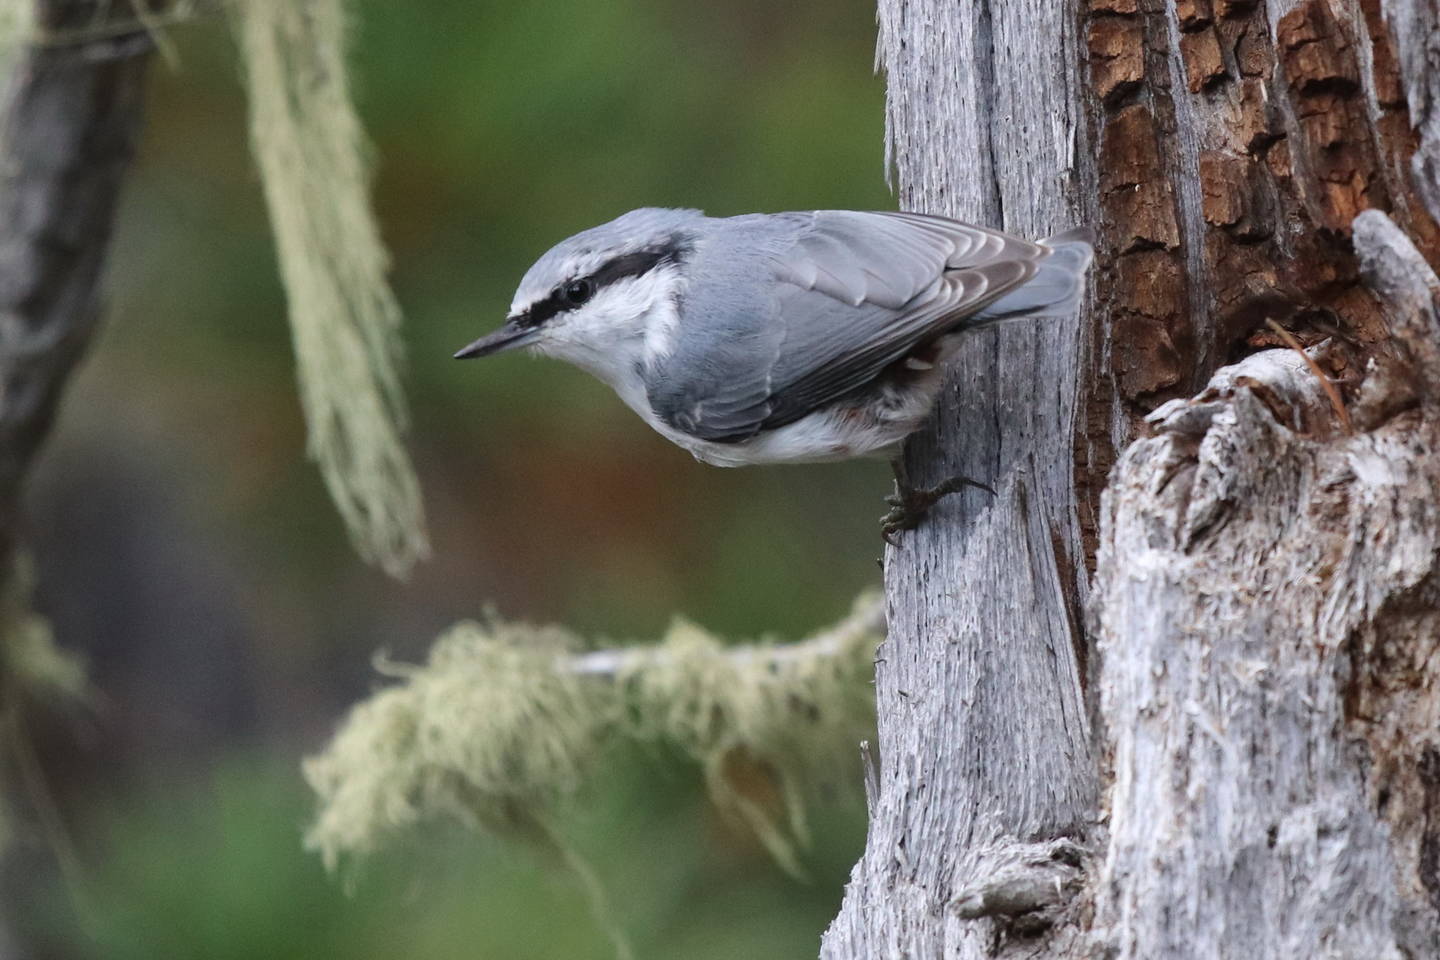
[1094,322,1440,957]
[1380,0,1440,226]
[1085,0,1440,466]
[823,0,1440,956]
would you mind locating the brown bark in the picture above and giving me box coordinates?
[1082,0,1440,537]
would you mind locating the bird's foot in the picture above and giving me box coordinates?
[881,472,995,546]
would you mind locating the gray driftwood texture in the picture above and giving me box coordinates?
[823,1,1440,957]
[1092,217,1440,958]
[822,2,1097,956]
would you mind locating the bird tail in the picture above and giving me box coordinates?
[971,226,1094,324]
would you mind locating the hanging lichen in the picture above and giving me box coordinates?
[617,612,879,876]
[233,0,429,577]
[0,0,25,35]
[0,0,29,68]
[0,556,87,707]
[303,594,883,875]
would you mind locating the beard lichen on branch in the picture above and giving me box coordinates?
[302,594,883,878]
[234,0,429,577]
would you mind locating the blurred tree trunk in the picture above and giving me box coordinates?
[0,4,150,958]
[0,1,149,577]
[822,1,1440,957]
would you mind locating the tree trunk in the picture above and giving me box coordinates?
[0,2,150,571]
[822,1,1440,957]
[0,6,150,958]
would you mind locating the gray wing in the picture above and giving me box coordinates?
[648,211,1050,444]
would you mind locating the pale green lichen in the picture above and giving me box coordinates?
[618,610,879,876]
[304,595,883,874]
[1,557,86,704]
[304,619,610,870]
[0,0,29,69]
[4,610,85,706]
[0,0,26,38]
[234,0,429,578]
[0,557,89,862]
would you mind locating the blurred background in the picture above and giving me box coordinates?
[8,1,895,957]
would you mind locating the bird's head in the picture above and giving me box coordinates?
[455,208,702,382]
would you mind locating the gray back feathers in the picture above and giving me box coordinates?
[644,210,1091,443]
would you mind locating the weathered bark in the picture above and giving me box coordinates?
[822,3,1098,956]
[1093,214,1440,957]
[823,0,1440,957]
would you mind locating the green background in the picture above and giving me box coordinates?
[18,2,894,956]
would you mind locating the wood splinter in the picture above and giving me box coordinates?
[1263,318,1354,435]
[950,839,1086,922]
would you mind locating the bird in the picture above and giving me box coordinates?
[455,208,1093,540]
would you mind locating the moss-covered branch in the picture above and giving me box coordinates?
[304,595,883,877]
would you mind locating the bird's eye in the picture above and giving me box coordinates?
[562,279,593,305]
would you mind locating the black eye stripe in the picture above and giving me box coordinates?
[511,236,691,329]
[588,246,679,288]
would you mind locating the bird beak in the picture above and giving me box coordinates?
[453,317,537,359]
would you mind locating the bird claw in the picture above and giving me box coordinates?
[880,508,915,546]
[879,469,995,545]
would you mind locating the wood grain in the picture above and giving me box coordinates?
[822,2,1097,956]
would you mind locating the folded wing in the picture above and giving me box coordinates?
[648,211,1059,443]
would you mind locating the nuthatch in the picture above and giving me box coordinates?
[457,208,1092,539]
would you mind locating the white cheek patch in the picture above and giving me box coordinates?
[643,298,679,362]
[641,268,687,363]
[573,268,680,364]
[526,268,679,387]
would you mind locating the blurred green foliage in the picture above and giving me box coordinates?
[22,753,867,959]
[20,0,894,956]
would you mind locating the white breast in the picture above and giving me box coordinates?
[638,371,943,467]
